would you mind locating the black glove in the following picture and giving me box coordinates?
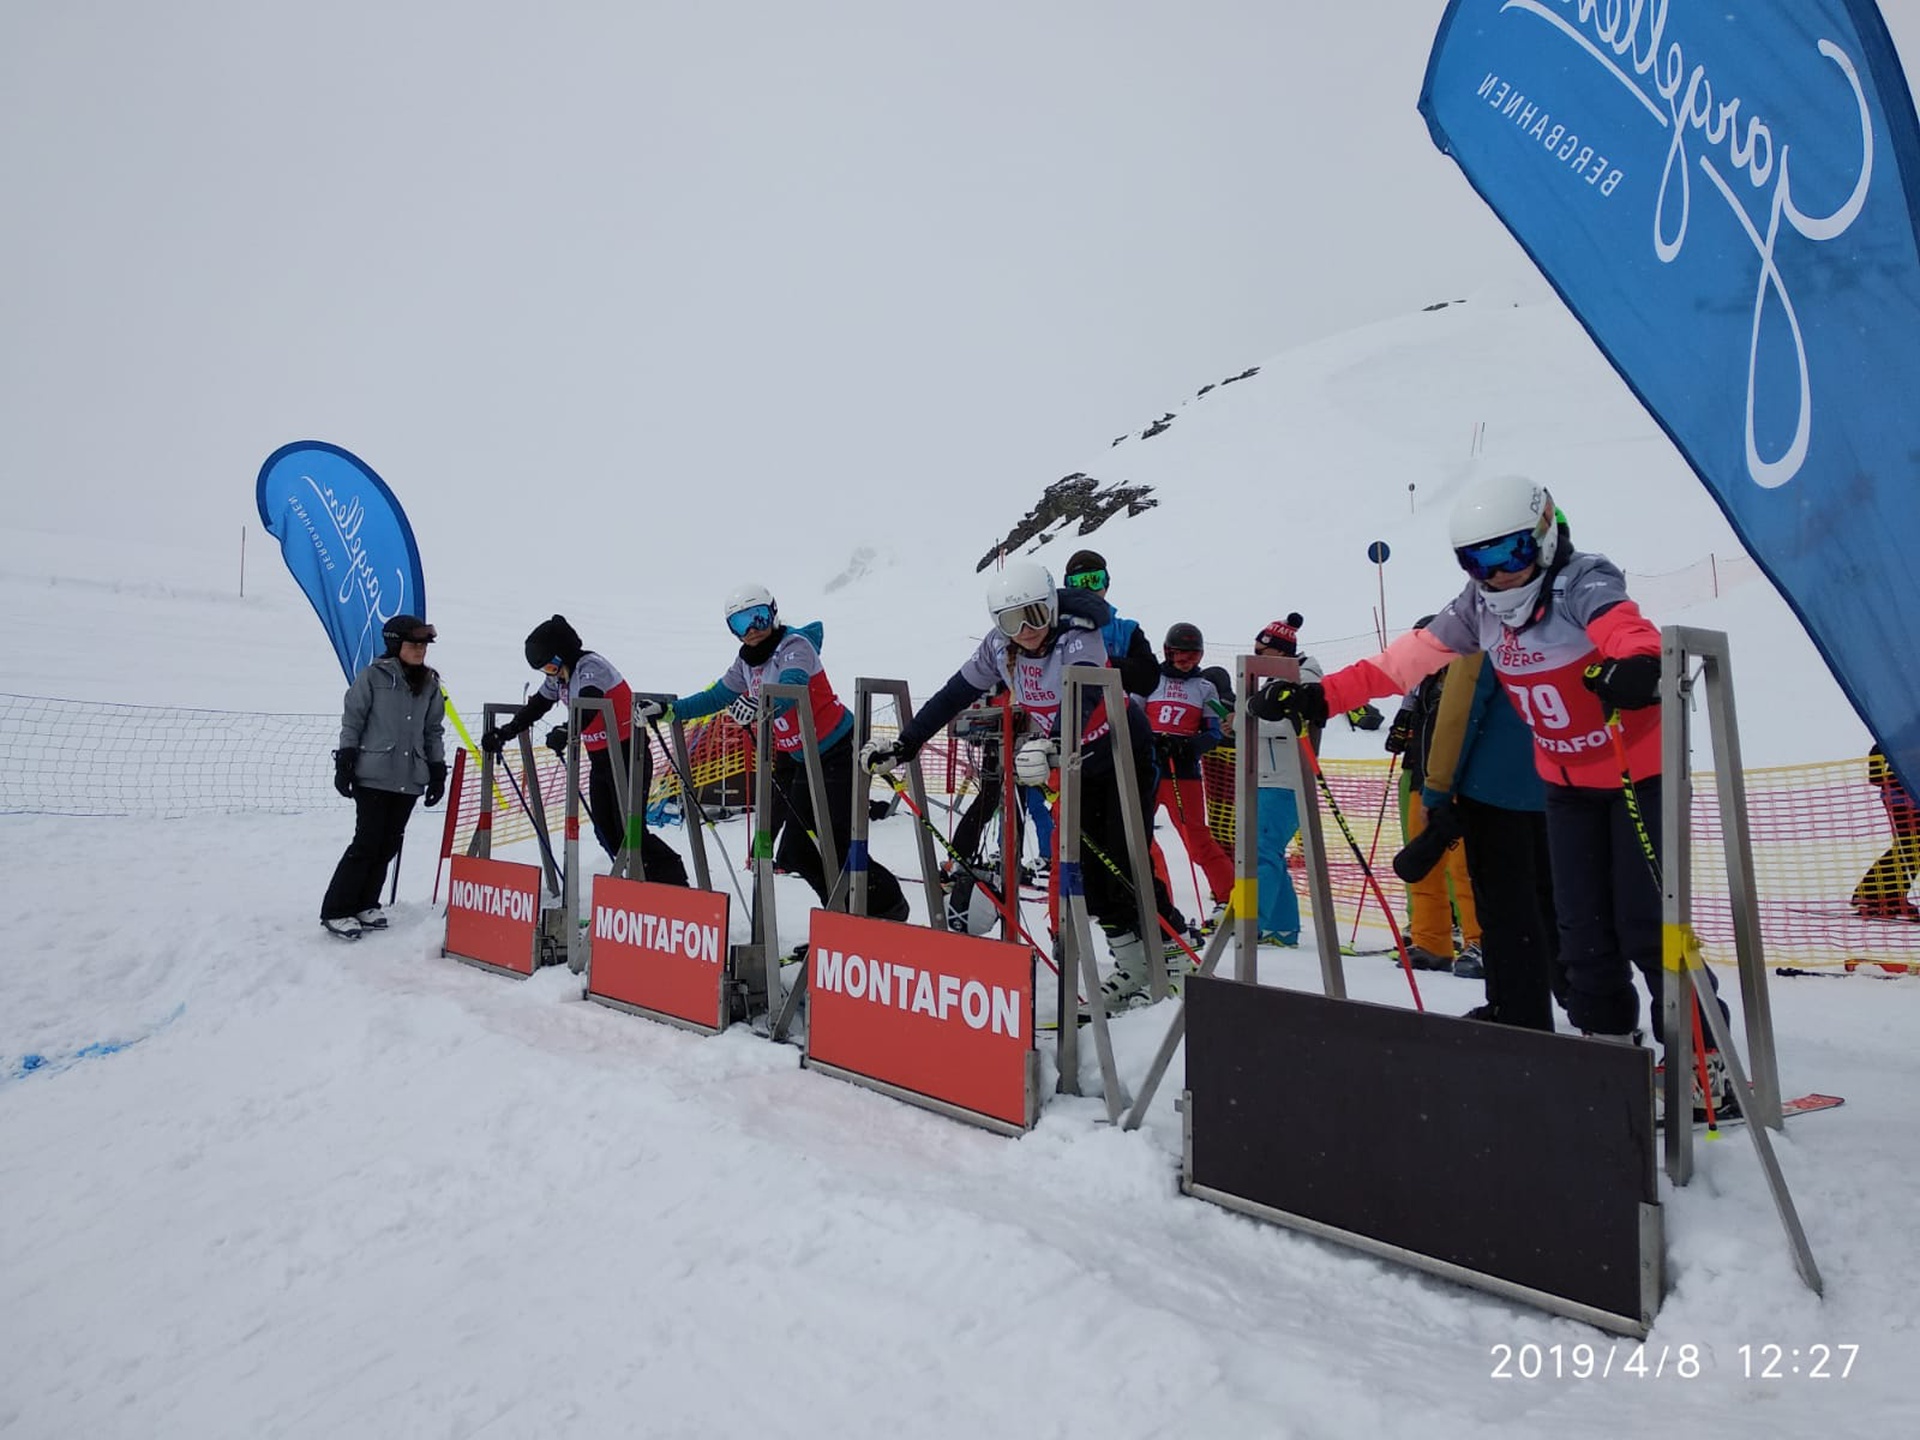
[333,747,358,798]
[545,725,571,758]
[1383,706,1417,756]
[1391,799,1462,883]
[1250,680,1329,729]
[424,761,447,808]
[1583,654,1662,712]
[1155,735,1194,767]
[480,724,507,756]
[1347,703,1385,732]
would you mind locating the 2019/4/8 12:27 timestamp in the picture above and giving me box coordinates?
[1740,1344,1860,1378]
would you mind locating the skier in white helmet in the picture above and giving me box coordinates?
[861,560,1189,1010]
[1251,474,1734,1117]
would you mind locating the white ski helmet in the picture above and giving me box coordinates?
[723,582,777,638]
[1448,474,1559,581]
[985,560,1056,638]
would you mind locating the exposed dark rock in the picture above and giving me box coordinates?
[976,473,1158,572]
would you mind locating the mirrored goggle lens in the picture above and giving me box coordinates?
[1456,530,1539,581]
[995,602,1053,638]
[541,657,564,674]
[1064,569,1108,591]
[727,604,774,638]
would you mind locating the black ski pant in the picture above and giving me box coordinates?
[586,741,689,886]
[321,786,417,919]
[1455,796,1560,1031]
[950,748,1006,864]
[771,736,907,916]
[1078,742,1182,942]
[1542,776,1724,1045]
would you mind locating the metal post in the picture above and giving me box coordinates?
[1054,666,1129,1119]
[1233,654,1345,995]
[852,678,944,921]
[748,699,783,1020]
[1232,655,1265,984]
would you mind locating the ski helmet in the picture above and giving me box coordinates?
[523,614,583,671]
[1449,474,1559,582]
[382,614,436,656]
[1163,622,1204,653]
[1063,549,1109,592]
[985,560,1056,639]
[723,582,778,639]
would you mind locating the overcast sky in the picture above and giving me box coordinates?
[0,3,1545,585]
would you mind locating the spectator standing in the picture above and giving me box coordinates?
[320,615,447,939]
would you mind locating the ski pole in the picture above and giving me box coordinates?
[1042,791,1209,970]
[1348,754,1399,948]
[646,715,753,918]
[880,773,1060,973]
[1161,747,1212,923]
[494,750,566,890]
[1296,732,1424,1011]
[1596,699,1720,1134]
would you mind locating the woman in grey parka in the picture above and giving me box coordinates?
[320,614,447,939]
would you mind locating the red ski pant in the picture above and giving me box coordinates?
[1155,776,1235,906]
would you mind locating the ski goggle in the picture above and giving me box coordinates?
[393,624,437,644]
[1164,648,1201,665]
[540,656,564,675]
[1455,528,1541,582]
[994,602,1053,638]
[1064,568,1108,592]
[726,604,775,638]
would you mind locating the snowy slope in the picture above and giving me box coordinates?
[7,2,1920,1434]
[5,293,1919,1438]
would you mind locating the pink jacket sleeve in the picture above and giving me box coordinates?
[1322,628,1461,714]
[1586,599,1661,659]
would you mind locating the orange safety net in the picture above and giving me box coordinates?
[1200,748,1920,973]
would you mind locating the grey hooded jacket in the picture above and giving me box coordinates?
[339,657,447,795]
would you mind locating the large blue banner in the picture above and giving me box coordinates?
[1421,0,1920,789]
[255,441,426,681]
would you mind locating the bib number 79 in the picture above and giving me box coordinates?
[1506,682,1571,730]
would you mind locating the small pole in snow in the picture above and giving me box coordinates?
[1367,540,1391,647]
[1408,482,1416,515]
[239,525,246,599]
[1711,553,1719,597]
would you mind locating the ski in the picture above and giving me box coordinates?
[1655,1091,1845,1130]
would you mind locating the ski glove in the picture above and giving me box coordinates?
[860,739,905,776]
[332,747,358,798]
[424,761,447,808]
[1154,735,1194,767]
[1250,680,1329,730]
[726,693,759,729]
[1013,737,1058,787]
[635,698,668,725]
[479,725,508,756]
[1347,702,1385,732]
[1583,654,1661,713]
[1391,798,1461,883]
[545,725,571,758]
[1383,706,1417,756]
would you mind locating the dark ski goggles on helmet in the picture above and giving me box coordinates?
[1164,647,1201,666]
[1455,528,1541,582]
[394,623,437,644]
[727,604,775,639]
[994,602,1053,639]
[1063,568,1108,592]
